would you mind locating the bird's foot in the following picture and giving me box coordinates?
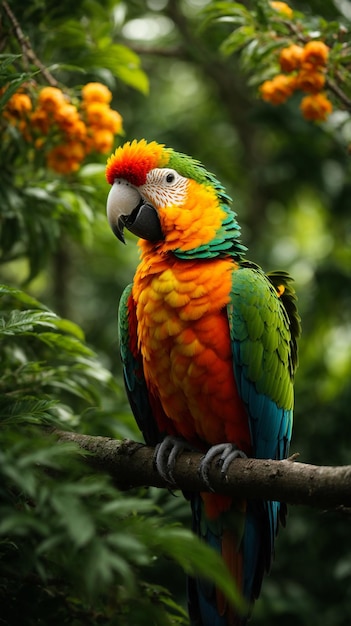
[154,435,195,486]
[199,443,247,491]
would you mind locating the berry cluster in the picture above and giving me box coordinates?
[260,41,333,122]
[3,82,123,174]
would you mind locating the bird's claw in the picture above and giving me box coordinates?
[154,435,195,486]
[199,443,247,490]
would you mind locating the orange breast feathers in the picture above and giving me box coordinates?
[132,256,252,455]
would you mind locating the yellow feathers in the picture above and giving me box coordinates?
[139,179,227,254]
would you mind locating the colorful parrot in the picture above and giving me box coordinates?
[105,139,300,625]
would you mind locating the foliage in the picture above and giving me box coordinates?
[0,287,242,626]
[204,0,351,121]
[0,1,245,624]
[1,0,351,625]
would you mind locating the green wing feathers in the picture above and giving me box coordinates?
[229,263,300,411]
[228,262,301,462]
[267,269,300,378]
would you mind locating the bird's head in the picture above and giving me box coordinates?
[106,139,246,260]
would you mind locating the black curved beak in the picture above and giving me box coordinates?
[107,180,164,244]
[116,199,163,244]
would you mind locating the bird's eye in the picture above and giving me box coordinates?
[166,172,175,184]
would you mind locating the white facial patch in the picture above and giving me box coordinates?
[140,168,189,208]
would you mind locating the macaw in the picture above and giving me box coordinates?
[105,139,300,625]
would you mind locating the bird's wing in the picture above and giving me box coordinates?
[227,262,298,462]
[227,262,300,588]
[118,284,162,445]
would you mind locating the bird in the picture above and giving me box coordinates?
[105,138,301,625]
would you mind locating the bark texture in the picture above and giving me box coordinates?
[54,430,351,511]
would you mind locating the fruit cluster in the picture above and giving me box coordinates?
[3,82,123,174]
[260,41,333,122]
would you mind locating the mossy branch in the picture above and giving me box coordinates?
[54,430,351,512]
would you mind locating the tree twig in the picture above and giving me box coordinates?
[326,77,351,111]
[54,430,351,511]
[2,1,58,86]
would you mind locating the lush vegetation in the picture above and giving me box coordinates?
[1,0,351,624]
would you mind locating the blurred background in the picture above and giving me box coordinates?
[1,0,351,624]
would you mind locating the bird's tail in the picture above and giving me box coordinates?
[188,492,280,626]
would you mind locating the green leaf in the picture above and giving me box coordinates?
[114,65,149,95]
[220,25,256,56]
[158,527,247,614]
[29,332,93,356]
[0,397,58,426]
[102,498,159,517]
[87,44,150,94]
[0,284,48,311]
[52,318,85,341]
[0,511,49,537]
[203,1,253,22]
[51,493,96,546]
[0,310,58,335]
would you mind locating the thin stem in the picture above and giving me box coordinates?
[326,77,351,111]
[2,1,58,86]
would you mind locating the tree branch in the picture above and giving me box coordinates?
[2,1,58,86]
[326,77,351,111]
[54,430,351,511]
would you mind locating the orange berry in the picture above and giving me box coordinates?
[31,108,50,134]
[66,141,85,161]
[69,119,88,141]
[102,109,123,134]
[300,92,333,121]
[54,103,81,135]
[270,1,293,18]
[295,69,326,93]
[5,92,32,117]
[82,82,112,104]
[85,102,111,126]
[301,41,329,68]
[46,141,85,174]
[260,74,297,105]
[279,44,304,72]
[38,87,66,111]
[90,129,114,153]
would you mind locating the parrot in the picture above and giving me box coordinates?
[105,138,300,625]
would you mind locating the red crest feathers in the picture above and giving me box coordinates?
[105,139,170,186]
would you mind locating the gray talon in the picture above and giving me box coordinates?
[154,435,194,486]
[199,443,247,489]
[221,447,247,475]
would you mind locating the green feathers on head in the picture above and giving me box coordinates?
[167,150,247,261]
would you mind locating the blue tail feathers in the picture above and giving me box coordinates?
[188,493,282,625]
